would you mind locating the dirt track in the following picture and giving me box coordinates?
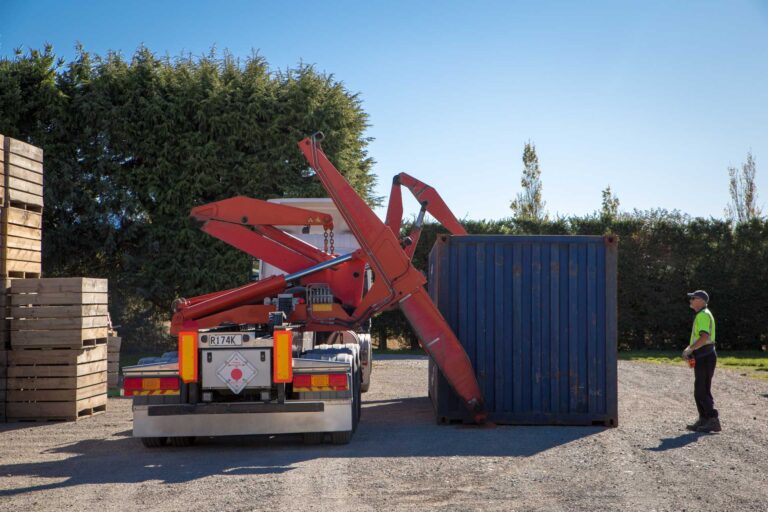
[1,356,767,511]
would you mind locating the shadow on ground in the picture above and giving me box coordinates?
[0,396,604,496]
[645,431,717,452]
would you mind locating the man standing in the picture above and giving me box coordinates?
[683,290,721,432]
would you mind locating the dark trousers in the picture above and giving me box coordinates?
[694,352,718,419]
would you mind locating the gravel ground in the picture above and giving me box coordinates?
[0,356,767,511]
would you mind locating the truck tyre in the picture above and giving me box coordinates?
[169,436,196,447]
[140,437,167,448]
[303,432,325,445]
[331,430,353,445]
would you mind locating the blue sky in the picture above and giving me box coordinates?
[2,0,767,221]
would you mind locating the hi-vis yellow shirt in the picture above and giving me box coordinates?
[690,308,716,346]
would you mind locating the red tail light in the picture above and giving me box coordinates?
[293,374,311,388]
[292,373,348,391]
[124,377,143,395]
[328,373,348,390]
[124,376,180,396]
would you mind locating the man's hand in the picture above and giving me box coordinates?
[682,346,693,359]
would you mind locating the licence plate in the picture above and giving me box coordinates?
[208,334,243,346]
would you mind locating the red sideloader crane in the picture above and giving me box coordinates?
[126,133,485,447]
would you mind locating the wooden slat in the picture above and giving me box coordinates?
[12,315,109,330]
[6,371,105,389]
[8,359,107,378]
[5,236,42,251]
[6,188,43,207]
[5,224,42,240]
[11,292,108,306]
[7,175,43,196]
[3,260,41,274]
[6,249,41,263]
[107,335,121,352]
[8,344,106,365]
[7,154,43,176]
[7,382,107,402]
[10,304,109,319]
[5,178,43,198]
[11,327,109,347]
[10,278,108,294]
[8,138,44,163]
[5,207,43,229]
[6,394,107,421]
[0,134,5,161]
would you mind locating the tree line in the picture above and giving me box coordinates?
[0,46,375,350]
[1,46,763,352]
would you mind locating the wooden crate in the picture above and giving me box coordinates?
[2,136,43,282]
[10,278,110,348]
[5,345,107,421]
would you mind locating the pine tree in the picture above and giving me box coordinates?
[510,141,546,222]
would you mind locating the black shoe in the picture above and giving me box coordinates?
[686,418,703,431]
[696,417,722,433]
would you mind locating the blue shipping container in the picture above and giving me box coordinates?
[428,235,618,427]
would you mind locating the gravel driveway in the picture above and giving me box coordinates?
[0,356,766,511]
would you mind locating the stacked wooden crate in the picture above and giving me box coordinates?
[2,135,44,279]
[107,330,121,389]
[6,278,109,421]
[1,134,44,420]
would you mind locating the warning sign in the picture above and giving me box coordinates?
[216,352,258,394]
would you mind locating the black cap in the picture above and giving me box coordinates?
[687,290,709,303]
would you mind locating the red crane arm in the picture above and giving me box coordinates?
[191,196,333,229]
[385,173,467,259]
[298,134,486,422]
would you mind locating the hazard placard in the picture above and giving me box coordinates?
[216,351,258,394]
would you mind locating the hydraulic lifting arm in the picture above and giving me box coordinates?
[171,134,487,423]
[385,173,468,259]
[299,133,486,422]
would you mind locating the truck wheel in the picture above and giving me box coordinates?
[331,430,352,445]
[169,436,195,447]
[303,432,325,445]
[140,437,167,448]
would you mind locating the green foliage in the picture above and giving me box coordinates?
[726,151,761,222]
[373,212,768,351]
[510,141,546,222]
[600,185,620,221]
[0,45,375,350]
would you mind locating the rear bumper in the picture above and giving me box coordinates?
[132,399,352,437]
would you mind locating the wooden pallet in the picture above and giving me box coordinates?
[6,396,106,422]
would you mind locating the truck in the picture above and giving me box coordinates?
[124,133,486,446]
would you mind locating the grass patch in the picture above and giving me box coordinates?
[620,350,768,380]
